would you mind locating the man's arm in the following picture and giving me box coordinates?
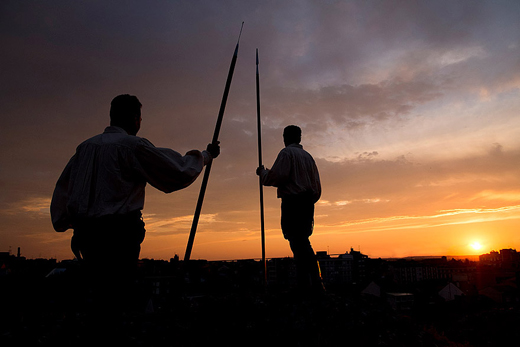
[135,139,220,193]
[256,150,290,187]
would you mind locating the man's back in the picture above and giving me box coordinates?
[260,143,321,202]
[51,124,209,232]
[66,126,147,219]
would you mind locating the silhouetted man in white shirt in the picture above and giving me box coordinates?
[51,94,219,328]
[257,125,324,295]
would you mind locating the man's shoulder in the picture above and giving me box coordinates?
[77,127,148,150]
[281,144,302,152]
[76,133,103,148]
[283,144,313,156]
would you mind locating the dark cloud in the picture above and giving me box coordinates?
[258,77,444,132]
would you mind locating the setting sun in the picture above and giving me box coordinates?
[470,242,483,251]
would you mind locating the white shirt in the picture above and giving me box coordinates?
[259,143,321,202]
[51,126,210,232]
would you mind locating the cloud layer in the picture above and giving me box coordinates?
[1,1,520,260]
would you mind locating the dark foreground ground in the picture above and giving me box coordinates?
[1,270,519,346]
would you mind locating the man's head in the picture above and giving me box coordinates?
[283,125,302,146]
[110,94,142,135]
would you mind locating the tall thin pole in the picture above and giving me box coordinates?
[184,22,243,262]
[256,49,267,285]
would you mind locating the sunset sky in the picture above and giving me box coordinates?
[2,1,520,261]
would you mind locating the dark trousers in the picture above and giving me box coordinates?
[71,212,146,322]
[281,195,323,291]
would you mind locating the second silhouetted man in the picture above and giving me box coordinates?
[257,125,324,294]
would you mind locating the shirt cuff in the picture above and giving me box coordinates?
[202,150,212,165]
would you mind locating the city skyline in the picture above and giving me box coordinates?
[2,244,513,263]
[1,1,520,261]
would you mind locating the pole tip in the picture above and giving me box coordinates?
[237,22,244,43]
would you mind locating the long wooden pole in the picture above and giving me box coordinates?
[256,49,267,285]
[184,22,243,262]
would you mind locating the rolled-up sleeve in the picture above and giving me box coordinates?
[135,139,206,193]
[260,151,291,187]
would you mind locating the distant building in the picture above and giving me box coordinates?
[266,257,296,287]
[478,278,519,303]
[387,257,477,295]
[480,249,520,268]
[315,248,371,286]
[387,292,414,310]
[389,259,441,284]
[478,249,520,291]
[361,281,381,297]
[316,251,353,285]
[438,282,464,301]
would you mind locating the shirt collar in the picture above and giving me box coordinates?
[104,126,129,135]
[286,143,303,149]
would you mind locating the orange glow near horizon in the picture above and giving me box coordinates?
[3,185,520,262]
